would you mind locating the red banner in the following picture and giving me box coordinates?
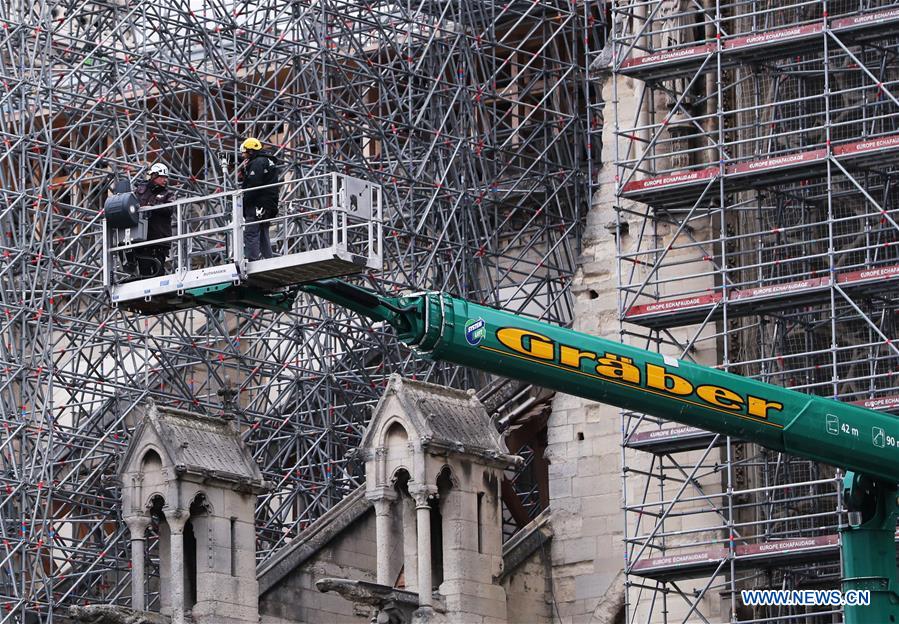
[622,167,717,194]
[626,293,721,317]
[736,535,838,557]
[620,44,713,70]
[630,426,706,443]
[728,149,827,175]
[632,535,838,572]
[631,548,727,571]
[724,23,822,51]
[834,134,899,156]
[853,395,899,411]
[730,277,829,300]
[838,264,899,284]
[833,8,899,29]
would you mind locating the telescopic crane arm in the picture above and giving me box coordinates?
[304,279,898,481]
[301,279,899,623]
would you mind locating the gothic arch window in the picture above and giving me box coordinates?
[384,421,410,476]
[184,493,212,610]
[140,449,162,473]
[390,469,413,588]
[432,466,456,587]
[383,420,408,447]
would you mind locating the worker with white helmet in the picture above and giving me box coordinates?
[238,137,280,261]
[125,162,175,277]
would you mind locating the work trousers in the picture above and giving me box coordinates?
[244,221,273,261]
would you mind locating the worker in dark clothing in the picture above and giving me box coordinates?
[125,162,175,277]
[238,137,279,261]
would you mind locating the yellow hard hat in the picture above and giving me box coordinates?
[240,137,262,153]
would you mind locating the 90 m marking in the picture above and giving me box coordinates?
[872,427,897,449]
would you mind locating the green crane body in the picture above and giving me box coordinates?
[301,279,899,622]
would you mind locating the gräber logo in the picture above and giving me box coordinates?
[465,318,486,346]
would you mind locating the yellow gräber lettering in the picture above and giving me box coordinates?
[747,396,783,419]
[496,328,554,361]
[595,353,641,384]
[696,385,743,410]
[492,329,783,422]
[646,363,693,396]
[559,344,598,369]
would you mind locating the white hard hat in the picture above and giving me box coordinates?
[149,162,169,177]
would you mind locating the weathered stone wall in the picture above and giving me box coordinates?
[258,510,378,624]
[546,68,724,623]
[502,541,553,624]
[544,68,631,624]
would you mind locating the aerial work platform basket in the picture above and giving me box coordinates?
[102,172,382,314]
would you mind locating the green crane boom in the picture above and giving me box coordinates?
[301,279,899,623]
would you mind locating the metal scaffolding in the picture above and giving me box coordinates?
[609,1,899,622]
[0,1,602,619]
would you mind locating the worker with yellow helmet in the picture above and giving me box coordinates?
[238,137,280,261]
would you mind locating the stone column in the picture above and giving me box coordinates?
[412,488,433,609]
[438,488,465,585]
[401,494,418,591]
[124,515,152,612]
[167,512,189,624]
[375,447,387,485]
[370,493,396,586]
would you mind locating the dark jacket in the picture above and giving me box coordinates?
[134,180,175,244]
[239,150,280,219]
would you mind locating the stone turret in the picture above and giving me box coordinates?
[353,375,521,623]
[118,401,267,624]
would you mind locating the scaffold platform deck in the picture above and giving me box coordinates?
[624,263,899,329]
[620,134,899,208]
[629,535,840,581]
[618,8,899,81]
[245,249,370,290]
[625,425,722,454]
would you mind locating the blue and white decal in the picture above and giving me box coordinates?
[465,318,486,346]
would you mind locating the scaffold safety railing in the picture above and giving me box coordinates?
[102,173,382,314]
